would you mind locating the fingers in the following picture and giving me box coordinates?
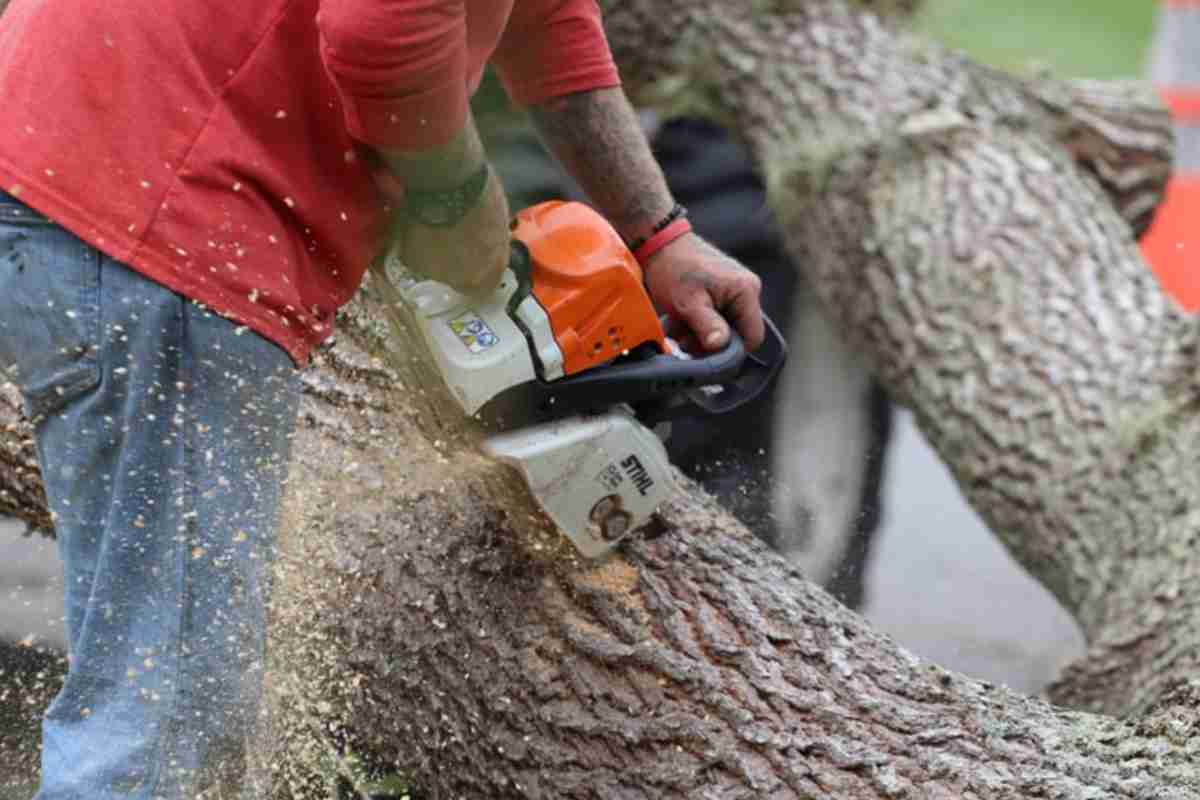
[725,269,765,350]
[675,293,732,352]
[672,265,764,352]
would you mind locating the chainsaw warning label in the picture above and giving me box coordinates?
[448,311,499,354]
[597,463,624,491]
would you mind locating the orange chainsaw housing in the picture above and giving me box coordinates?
[511,201,668,377]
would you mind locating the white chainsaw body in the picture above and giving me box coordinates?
[395,264,678,557]
[481,410,675,558]
[396,268,563,415]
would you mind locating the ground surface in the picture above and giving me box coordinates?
[862,414,1084,692]
[0,529,63,650]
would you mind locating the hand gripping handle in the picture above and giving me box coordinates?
[681,313,787,416]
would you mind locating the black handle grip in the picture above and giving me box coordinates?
[528,313,787,421]
[680,313,787,416]
[531,328,745,413]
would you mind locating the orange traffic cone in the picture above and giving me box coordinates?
[1140,0,1200,310]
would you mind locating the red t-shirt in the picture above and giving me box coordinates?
[0,1,620,363]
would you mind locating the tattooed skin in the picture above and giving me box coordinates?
[677,270,721,291]
[531,88,766,351]
[529,88,676,243]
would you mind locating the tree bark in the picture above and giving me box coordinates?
[260,277,1200,799]
[603,0,1191,718]
[0,639,64,792]
[0,383,51,534]
[6,1,1199,798]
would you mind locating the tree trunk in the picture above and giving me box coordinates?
[0,383,51,533]
[260,277,1200,799]
[0,639,64,794]
[604,0,1190,717]
[7,1,1200,798]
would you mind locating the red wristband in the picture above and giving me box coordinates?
[633,217,693,264]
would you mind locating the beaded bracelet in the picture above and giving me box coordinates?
[627,204,688,254]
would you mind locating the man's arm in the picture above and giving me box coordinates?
[530,87,765,350]
[317,1,510,293]
[530,89,674,245]
[375,116,511,293]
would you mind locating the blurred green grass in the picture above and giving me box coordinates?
[915,0,1159,79]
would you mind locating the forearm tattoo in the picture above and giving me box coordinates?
[529,88,675,242]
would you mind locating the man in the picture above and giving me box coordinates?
[0,2,765,797]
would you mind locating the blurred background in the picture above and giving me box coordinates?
[0,3,1174,795]
[919,0,1157,79]
[854,0,1157,690]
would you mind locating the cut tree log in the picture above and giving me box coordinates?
[7,1,1199,798]
[0,639,64,793]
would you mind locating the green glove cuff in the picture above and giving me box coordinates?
[404,163,490,228]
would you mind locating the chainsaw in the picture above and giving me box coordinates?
[394,200,786,558]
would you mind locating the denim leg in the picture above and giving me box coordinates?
[0,194,301,799]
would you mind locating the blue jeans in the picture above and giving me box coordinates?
[0,192,301,798]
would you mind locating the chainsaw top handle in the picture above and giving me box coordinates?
[506,201,788,421]
[530,311,787,420]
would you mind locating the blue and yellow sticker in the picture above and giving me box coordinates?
[448,311,499,354]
